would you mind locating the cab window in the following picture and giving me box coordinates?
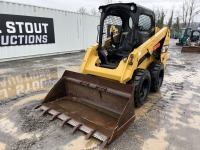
[138,14,152,31]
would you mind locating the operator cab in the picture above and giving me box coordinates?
[97,3,155,69]
[186,30,200,46]
[190,30,200,42]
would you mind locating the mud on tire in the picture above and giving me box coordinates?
[129,69,151,108]
[148,62,164,92]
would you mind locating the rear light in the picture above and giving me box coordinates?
[153,43,161,51]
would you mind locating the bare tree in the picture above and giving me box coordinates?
[153,7,160,23]
[168,10,174,28]
[188,0,200,26]
[181,0,200,27]
[181,0,188,27]
[77,7,88,14]
[153,7,167,28]
[176,17,180,31]
[172,16,180,31]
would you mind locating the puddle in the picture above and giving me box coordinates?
[62,136,100,150]
[0,67,58,101]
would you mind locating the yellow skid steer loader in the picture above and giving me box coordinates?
[35,3,170,149]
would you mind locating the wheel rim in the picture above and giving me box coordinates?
[139,79,148,100]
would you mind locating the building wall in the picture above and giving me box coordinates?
[0,1,99,61]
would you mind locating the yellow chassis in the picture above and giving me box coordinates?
[81,27,170,83]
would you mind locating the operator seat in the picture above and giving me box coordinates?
[98,29,143,68]
[114,29,142,58]
[106,31,133,57]
[117,32,132,56]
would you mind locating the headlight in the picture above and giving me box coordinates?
[162,46,169,52]
[131,6,135,11]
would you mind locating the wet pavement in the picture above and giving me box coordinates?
[0,39,200,150]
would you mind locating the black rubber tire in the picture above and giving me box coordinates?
[130,69,151,108]
[148,62,164,92]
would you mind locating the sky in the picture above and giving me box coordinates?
[0,0,183,12]
[0,0,199,22]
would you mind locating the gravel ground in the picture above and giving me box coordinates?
[0,39,200,150]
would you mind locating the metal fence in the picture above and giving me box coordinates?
[0,1,99,61]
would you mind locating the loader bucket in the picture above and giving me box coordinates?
[35,70,135,149]
[182,46,200,52]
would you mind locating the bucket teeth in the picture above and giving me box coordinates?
[61,118,71,127]
[41,108,51,116]
[35,105,110,149]
[72,124,82,133]
[50,112,62,121]
[34,104,42,110]
[85,130,96,140]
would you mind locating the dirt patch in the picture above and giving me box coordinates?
[8,139,37,150]
[19,105,49,133]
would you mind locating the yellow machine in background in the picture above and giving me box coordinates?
[35,3,170,149]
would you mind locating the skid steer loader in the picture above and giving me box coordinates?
[35,3,170,149]
[176,28,191,46]
[182,30,200,52]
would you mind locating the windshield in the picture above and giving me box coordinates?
[193,31,200,36]
[182,29,185,36]
[186,29,191,36]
